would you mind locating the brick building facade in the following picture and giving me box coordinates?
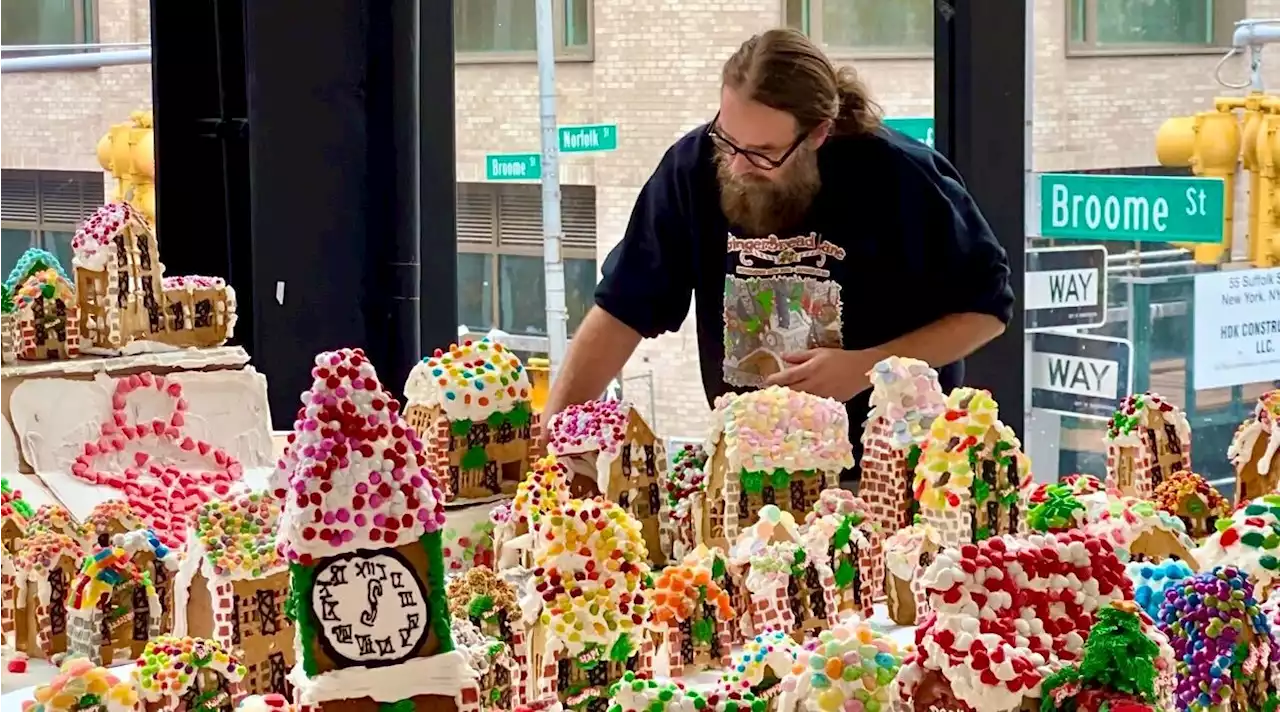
[4,0,1278,436]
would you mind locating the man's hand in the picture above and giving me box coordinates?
[764,348,884,402]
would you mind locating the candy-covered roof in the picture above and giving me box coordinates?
[914,388,1030,511]
[533,498,650,658]
[863,356,946,449]
[3,248,69,304]
[702,681,768,712]
[1158,567,1277,712]
[69,546,156,612]
[608,673,704,712]
[708,386,853,475]
[27,503,84,541]
[783,620,906,711]
[1105,392,1189,447]
[664,443,709,531]
[1029,474,1106,505]
[85,499,142,534]
[71,201,147,271]
[1194,494,1280,593]
[12,269,74,311]
[13,531,82,574]
[650,563,733,627]
[1128,559,1194,622]
[722,629,799,686]
[512,454,570,528]
[404,337,533,423]
[1088,496,1197,562]
[194,491,283,580]
[272,348,445,565]
[21,658,138,712]
[136,636,247,703]
[1,477,35,523]
[896,531,1132,712]
[546,398,634,458]
[1228,389,1280,475]
[446,565,519,622]
[1151,470,1227,519]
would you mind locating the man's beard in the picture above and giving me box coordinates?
[716,147,821,237]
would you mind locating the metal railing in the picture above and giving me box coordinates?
[0,47,150,73]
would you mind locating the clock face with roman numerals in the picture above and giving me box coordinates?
[311,548,430,667]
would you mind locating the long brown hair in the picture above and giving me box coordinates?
[721,28,882,138]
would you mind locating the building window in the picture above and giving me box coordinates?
[454,0,590,59]
[1068,0,1243,51]
[456,183,598,338]
[1,170,105,278]
[784,0,932,55]
[0,0,97,52]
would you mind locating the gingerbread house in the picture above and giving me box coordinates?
[648,562,735,677]
[546,399,667,565]
[1087,496,1198,568]
[270,347,482,712]
[775,618,906,712]
[85,499,143,547]
[1150,470,1228,538]
[858,356,946,550]
[157,276,238,347]
[1026,484,1088,533]
[446,566,520,652]
[717,630,801,706]
[1194,493,1280,597]
[21,657,140,712]
[72,201,237,350]
[1,477,34,645]
[682,544,755,648]
[1229,389,1280,506]
[659,442,709,563]
[606,673,704,712]
[451,616,518,712]
[800,488,879,622]
[11,531,82,660]
[1040,601,1177,712]
[703,386,851,551]
[913,387,1032,549]
[174,492,293,697]
[892,530,1134,712]
[526,497,654,709]
[493,455,571,573]
[136,636,247,712]
[26,504,85,543]
[1028,474,1110,521]
[1,299,14,364]
[1104,392,1191,500]
[11,266,80,361]
[66,545,163,665]
[404,337,537,502]
[882,522,942,626]
[1156,567,1279,712]
[113,528,180,634]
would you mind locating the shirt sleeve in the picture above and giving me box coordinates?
[593,149,695,338]
[927,169,1016,325]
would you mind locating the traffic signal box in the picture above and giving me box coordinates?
[1157,93,1280,267]
[96,110,157,226]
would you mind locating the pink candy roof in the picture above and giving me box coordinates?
[900,531,1132,711]
[272,348,445,565]
[546,399,632,457]
[71,202,139,253]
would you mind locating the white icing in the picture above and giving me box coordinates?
[288,649,478,705]
[112,529,181,570]
[402,338,532,422]
[611,681,702,712]
[0,345,249,379]
[311,552,430,663]
[1230,401,1280,476]
[1,413,20,474]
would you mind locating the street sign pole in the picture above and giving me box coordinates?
[535,0,568,380]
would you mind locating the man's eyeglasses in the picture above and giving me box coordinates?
[707,112,808,171]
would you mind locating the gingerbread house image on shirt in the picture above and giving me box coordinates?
[174,492,293,697]
[913,387,1032,550]
[3,248,81,361]
[271,347,481,712]
[404,337,537,502]
[858,357,946,558]
[1229,389,1280,507]
[66,545,163,665]
[135,636,247,712]
[11,531,82,660]
[703,386,852,552]
[1104,392,1191,500]
[648,562,735,678]
[84,500,143,548]
[546,398,668,565]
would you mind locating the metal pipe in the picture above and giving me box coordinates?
[1233,19,1280,48]
[1,48,150,73]
[535,0,568,381]
[1,41,148,52]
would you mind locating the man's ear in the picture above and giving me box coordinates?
[810,120,833,148]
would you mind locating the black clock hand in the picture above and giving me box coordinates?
[360,579,383,626]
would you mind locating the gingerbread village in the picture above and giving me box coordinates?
[4,115,1280,712]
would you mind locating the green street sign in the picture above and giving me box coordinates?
[486,153,541,181]
[884,117,934,148]
[1039,173,1225,243]
[559,124,618,153]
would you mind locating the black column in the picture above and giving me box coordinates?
[935,0,1027,432]
[149,0,253,346]
[420,0,459,357]
[243,0,422,426]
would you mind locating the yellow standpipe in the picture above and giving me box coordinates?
[526,357,551,413]
[97,109,156,226]
[1256,98,1280,266]
[1156,104,1242,264]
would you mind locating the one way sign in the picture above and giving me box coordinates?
[1026,246,1108,331]
[1031,332,1133,420]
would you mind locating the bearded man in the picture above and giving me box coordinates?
[542,28,1014,484]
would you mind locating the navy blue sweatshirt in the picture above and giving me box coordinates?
[595,123,1014,477]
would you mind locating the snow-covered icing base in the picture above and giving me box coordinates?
[288,650,478,705]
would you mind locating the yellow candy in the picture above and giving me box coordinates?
[817,689,844,712]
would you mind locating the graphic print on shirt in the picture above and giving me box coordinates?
[723,231,846,387]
